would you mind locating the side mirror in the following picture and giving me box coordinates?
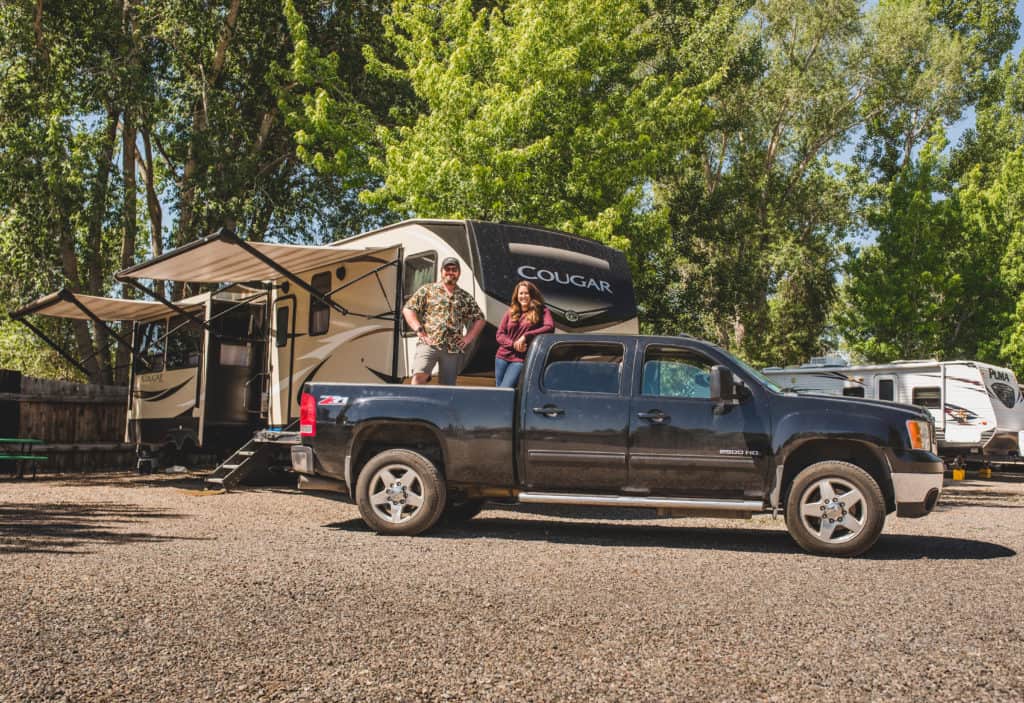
[709,365,735,401]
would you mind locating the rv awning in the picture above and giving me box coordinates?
[10,288,169,322]
[116,228,398,284]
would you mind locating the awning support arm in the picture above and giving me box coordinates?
[225,232,348,315]
[15,318,91,377]
[325,258,401,319]
[64,291,136,352]
[120,278,213,332]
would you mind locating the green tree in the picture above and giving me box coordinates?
[357,0,731,250]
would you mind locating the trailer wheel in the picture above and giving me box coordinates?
[356,449,447,536]
[785,460,886,557]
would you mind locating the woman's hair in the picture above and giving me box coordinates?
[508,280,545,325]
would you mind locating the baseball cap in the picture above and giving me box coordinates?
[441,256,460,269]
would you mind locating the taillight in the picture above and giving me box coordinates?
[300,392,316,437]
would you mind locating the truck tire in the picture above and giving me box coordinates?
[440,498,486,525]
[785,460,886,557]
[356,449,447,536]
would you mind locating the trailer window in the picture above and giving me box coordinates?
[542,343,623,394]
[309,272,331,336]
[133,320,165,372]
[641,346,713,399]
[275,306,289,348]
[166,316,202,370]
[912,387,941,409]
[402,252,437,335]
[842,386,865,397]
[878,379,894,401]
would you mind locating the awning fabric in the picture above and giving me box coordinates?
[10,289,169,322]
[116,229,397,284]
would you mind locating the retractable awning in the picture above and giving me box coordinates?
[10,288,169,322]
[116,228,396,284]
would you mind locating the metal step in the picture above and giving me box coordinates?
[517,492,763,512]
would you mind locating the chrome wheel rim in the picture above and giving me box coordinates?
[798,477,867,544]
[368,463,425,524]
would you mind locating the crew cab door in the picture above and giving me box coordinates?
[627,341,769,499]
[520,339,632,491]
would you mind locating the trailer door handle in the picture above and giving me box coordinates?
[637,410,669,423]
[532,406,565,418]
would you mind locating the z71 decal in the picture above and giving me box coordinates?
[318,395,349,406]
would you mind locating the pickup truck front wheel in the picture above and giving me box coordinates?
[356,449,447,536]
[785,461,885,557]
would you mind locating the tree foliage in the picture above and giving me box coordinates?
[2,0,1023,383]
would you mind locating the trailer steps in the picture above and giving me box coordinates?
[202,429,301,492]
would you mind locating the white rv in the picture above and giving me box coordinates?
[763,359,1024,466]
[15,220,638,481]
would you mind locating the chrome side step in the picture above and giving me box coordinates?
[517,492,763,512]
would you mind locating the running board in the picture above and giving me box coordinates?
[517,492,763,512]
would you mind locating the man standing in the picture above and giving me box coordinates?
[403,256,486,385]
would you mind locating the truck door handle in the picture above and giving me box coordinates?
[637,410,669,423]
[532,406,565,417]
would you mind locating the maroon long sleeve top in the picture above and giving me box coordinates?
[495,307,555,362]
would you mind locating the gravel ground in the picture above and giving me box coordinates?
[1,470,1023,702]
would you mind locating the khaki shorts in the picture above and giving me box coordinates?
[411,342,461,385]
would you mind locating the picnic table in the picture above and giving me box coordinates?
[0,437,47,479]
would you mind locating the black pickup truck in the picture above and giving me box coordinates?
[291,334,944,556]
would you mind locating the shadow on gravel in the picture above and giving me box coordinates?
[0,502,201,555]
[328,515,1016,560]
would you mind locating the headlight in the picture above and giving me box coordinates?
[906,419,933,451]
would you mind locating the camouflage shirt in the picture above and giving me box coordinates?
[404,282,484,353]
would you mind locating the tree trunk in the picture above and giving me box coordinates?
[176,0,242,246]
[116,111,138,385]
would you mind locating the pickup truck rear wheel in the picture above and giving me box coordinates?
[356,449,447,536]
[785,460,885,557]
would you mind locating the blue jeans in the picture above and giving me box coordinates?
[495,357,524,388]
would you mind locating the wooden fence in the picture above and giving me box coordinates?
[0,369,135,472]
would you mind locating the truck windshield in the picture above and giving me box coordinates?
[722,350,784,393]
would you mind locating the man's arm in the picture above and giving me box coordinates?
[458,318,486,350]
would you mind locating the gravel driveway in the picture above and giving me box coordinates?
[1,471,1022,702]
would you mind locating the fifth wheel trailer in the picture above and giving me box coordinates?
[13,220,638,482]
[115,220,639,432]
[763,359,1024,467]
[110,219,638,485]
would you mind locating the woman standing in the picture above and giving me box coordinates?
[495,281,554,387]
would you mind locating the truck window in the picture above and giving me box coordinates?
[912,387,940,409]
[133,320,165,372]
[542,342,623,394]
[309,271,331,336]
[166,315,202,370]
[641,346,713,399]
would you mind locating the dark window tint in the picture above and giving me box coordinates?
[133,320,165,372]
[913,387,941,409]
[402,252,437,335]
[275,306,289,348]
[542,343,623,394]
[309,272,331,336]
[842,386,865,397]
[641,346,713,399]
[166,315,203,370]
[878,379,894,401]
